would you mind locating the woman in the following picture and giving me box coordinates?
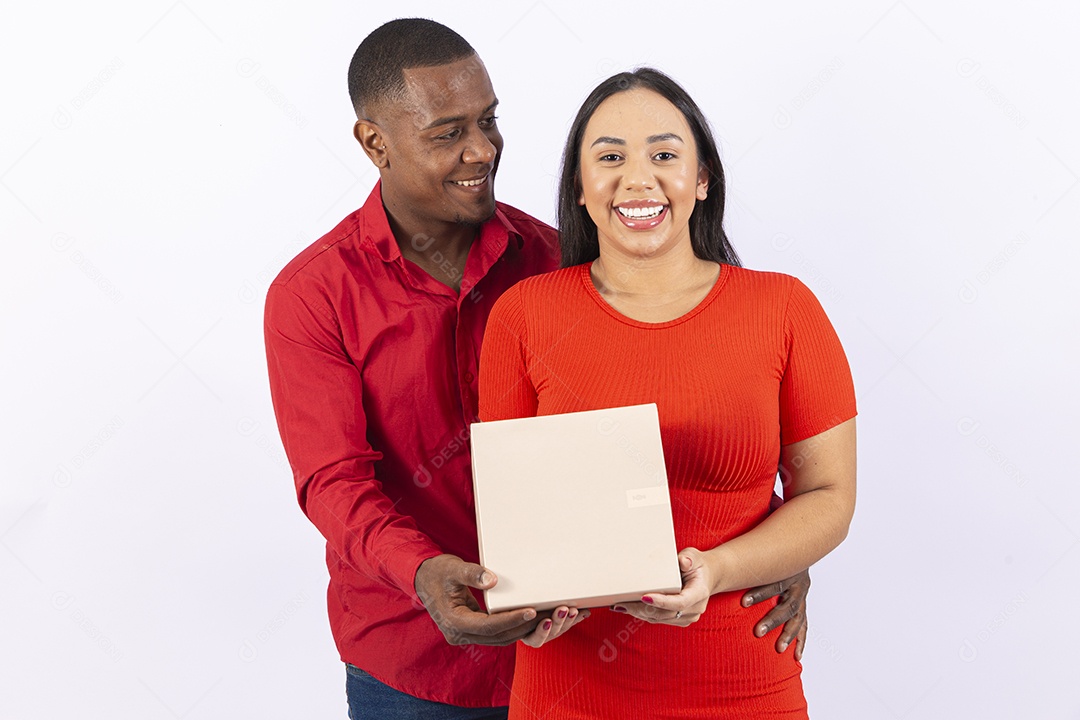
[478,68,856,718]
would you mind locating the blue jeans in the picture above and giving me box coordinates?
[345,664,509,720]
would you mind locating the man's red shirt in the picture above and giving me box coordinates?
[264,182,558,707]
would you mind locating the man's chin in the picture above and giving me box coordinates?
[454,200,497,226]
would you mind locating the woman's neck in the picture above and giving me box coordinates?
[589,244,721,323]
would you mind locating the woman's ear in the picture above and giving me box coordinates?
[696,165,709,201]
[354,120,389,168]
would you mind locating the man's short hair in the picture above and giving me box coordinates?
[348,18,476,118]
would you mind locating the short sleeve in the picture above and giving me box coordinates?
[479,283,539,422]
[779,279,857,444]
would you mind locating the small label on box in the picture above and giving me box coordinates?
[626,486,667,508]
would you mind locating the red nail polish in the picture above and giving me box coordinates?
[543,619,552,630]
[612,605,627,613]
[641,596,654,605]
[557,609,568,619]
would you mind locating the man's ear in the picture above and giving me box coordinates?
[696,165,709,201]
[354,119,389,168]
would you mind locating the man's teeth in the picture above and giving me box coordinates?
[454,177,486,187]
[617,205,664,219]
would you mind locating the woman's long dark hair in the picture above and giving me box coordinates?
[558,68,741,269]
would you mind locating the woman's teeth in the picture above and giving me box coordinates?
[617,205,664,219]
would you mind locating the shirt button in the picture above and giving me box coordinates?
[464,372,475,383]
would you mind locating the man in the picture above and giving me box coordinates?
[265,18,809,719]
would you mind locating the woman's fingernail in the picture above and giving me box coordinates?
[612,605,627,613]
[543,619,552,630]
[557,609,568,619]
[641,596,654,605]
[568,609,577,619]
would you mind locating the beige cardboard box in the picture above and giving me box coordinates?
[470,404,682,613]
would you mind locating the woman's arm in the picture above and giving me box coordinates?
[623,418,855,626]
[703,417,856,593]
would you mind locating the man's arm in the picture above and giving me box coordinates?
[265,283,440,593]
[265,283,546,645]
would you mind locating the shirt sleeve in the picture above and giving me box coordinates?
[264,283,442,600]
[779,278,857,445]
[478,283,539,422]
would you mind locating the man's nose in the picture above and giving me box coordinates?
[462,129,497,165]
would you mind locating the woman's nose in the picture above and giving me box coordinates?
[622,156,656,191]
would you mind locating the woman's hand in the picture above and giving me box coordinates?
[612,548,714,626]
[519,605,590,648]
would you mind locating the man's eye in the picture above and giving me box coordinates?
[436,129,461,141]
[480,115,499,128]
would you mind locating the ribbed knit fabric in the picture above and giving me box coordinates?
[478,263,857,719]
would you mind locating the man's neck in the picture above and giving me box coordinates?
[386,212,479,293]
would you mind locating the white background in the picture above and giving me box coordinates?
[3,1,1077,718]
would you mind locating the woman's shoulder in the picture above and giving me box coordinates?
[723,265,843,342]
[724,264,799,288]
[511,264,590,301]
[718,265,836,327]
[490,265,588,318]
[721,264,805,302]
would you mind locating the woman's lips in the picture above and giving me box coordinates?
[614,203,668,229]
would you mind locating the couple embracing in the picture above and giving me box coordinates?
[265,17,856,720]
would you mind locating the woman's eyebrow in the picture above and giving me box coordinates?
[646,133,684,144]
[590,136,625,147]
[589,133,685,147]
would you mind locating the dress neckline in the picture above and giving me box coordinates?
[577,262,730,329]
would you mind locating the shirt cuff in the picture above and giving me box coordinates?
[383,539,445,602]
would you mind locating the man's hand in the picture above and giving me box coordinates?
[742,568,810,660]
[415,554,572,647]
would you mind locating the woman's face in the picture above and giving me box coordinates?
[578,88,708,262]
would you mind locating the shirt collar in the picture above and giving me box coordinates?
[358,180,524,266]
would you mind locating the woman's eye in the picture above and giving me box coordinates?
[599,153,622,162]
[654,151,676,161]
